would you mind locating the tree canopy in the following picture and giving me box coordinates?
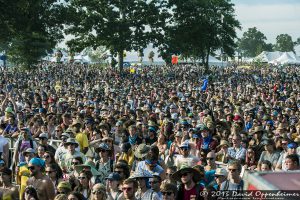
[0,0,66,68]
[65,0,166,73]
[238,27,273,57]
[275,34,295,53]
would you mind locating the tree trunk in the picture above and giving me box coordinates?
[118,49,124,75]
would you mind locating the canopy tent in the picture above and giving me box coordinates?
[73,54,91,63]
[269,52,300,65]
[254,51,299,64]
[254,51,282,62]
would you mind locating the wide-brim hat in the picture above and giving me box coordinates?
[65,138,79,147]
[134,144,151,159]
[171,165,202,182]
[74,161,101,176]
[217,140,230,149]
[250,126,265,134]
[276,123,286,130]
[130,169,153,179]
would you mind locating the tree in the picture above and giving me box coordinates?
[0,0,66,68]
[275,34,294,53]
[158,0,240,72]
[65,0,166,74]
[148,51,155,64]
[238,27,272,57]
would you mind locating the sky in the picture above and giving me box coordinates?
[232,0,300,44]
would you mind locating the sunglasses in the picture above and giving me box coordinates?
[99,149,108,152]
[45,170,55,174]
[28,166,35,170]
[207,157,214,160]
[181,172,190,177]
[149,181,159,184]
[78,176,87,180]
[72,162,79,165]
[162,192,173,196]
[215,176,224,179]
[92,190,103,195]
[122,187,133,191]
[180,147,189,151]
[43,155,50,159]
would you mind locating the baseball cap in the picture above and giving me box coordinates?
[105,172,121,181]
[287,143,298,149]
[39,132,48,139]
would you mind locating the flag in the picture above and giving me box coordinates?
[201,79,208,91]
[171,55,178,64]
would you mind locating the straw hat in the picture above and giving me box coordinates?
[217,140,230,149]
[214,168,228,177]
[134,144,150,159]
[130,169,154,179]
[250,126,265,134]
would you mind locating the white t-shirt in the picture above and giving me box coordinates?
[0,135,9,152]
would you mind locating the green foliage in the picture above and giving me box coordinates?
[159,0,240,70]
[0,0,66,69]
[238,27,272,57]
[65,0,165,73]
[275,34,295,53]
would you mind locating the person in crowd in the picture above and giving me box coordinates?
[90,183,107,200]
[38,132,56,154]
[130,169,159,200]
[0,167,19,200]
[160,182,178,200]
[220,161,244,191]
[26,158,55,200]
[106,172,122,200]
[257,139,280,170]
[74,170,93,199]
[171,165,204,200]
[120,178,138,200]
[285,154,300,171]
[227,134,246,163]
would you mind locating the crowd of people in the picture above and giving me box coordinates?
[0,62,299,200]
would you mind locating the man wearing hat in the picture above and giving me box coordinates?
[106,172,122,200]
[275,142,299,171]
[63,138,86,172]
[57,181,72,195]
[38,132,56,155]
[130,169,159,200]
[174,141,199,169]
[0,167,19,200]
[26,158,55,200]
[211,168,228,190]
[171,165,204,200]
[95,143,113,184]
[149,173,162,200]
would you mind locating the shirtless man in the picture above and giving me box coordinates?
[0,167,19,200]
[26,158,55,200]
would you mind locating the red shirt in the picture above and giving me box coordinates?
[183,185,197,200]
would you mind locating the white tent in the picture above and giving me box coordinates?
[269,52,300,64]
[254,51,282,62]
